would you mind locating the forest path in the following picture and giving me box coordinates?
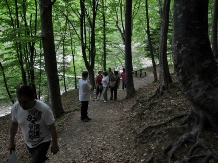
[47,71,154,162]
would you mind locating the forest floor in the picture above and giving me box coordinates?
[1,67,218,163]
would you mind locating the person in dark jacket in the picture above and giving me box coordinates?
[109,71,120,100]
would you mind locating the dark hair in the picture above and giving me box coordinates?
[82,71,89,77]
[98,71,102,74]
[16,85,36,99]
[114,71,118,75]
[103,71,108,76]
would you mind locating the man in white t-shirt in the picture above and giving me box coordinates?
[9,85,59,163]
[79,71,91,122]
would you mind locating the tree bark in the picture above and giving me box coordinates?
[125,0,135,98]
[39,0,64,118]
[173,0,218,130]
[164,1,218,161]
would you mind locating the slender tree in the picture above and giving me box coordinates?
[158,0,172,93]
[125,0,135,98]
[102,0,107,71]
[0,62,14,104]
[79,0,98,88]
[145,0,157,82]
[212,0,218,58]
[115,0,125,44]
[39,0,64,118]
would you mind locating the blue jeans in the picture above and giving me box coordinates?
[103,87,108,101]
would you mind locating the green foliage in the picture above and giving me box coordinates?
[0,0,215,104]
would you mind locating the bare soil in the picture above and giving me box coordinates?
[1,69,218,163]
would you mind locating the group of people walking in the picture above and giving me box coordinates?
[78,67,126,122]
[7,68,126,163]
[7,67,126,162]
[94,67,126,102]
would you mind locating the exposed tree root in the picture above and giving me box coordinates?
[144,86,160,103]
[181,138,218,163]
[136,113,187,138]
[163,109,218,163]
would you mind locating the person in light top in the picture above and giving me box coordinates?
[78,71,92,122]
[9,85,59,163]
[102,71,109,103]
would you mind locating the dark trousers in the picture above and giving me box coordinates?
[122,81,126,90]
[26,141,50,163]
[81,101,89,119]
[110,87,117,100]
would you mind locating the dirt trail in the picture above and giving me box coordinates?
[47,72,154,163]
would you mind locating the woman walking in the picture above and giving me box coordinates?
[102,71,109,103]
[95,71,103,100]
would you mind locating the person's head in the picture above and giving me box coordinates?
[98,71,102,75]
[103,71,108,76]
[114,71,118,76]
[82,71,89,80]
[108,68,111,72]
[123,68,125,72]
[16,85,36,110]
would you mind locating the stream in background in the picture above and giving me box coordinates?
[0,104,12,117]
[0,59,154,118]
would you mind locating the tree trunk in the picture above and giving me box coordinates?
[164,0,218,161]
[79,0,98,89]
[69,32,77,89]
[115,0,125,44]
[62,36,67,93]
[125,0,135,98]
[39,0,64,118]
[212,0,218,59]
[158,0,172,93]
[102,0,106,71]
[173,0,218,128]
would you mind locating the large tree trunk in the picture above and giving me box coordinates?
[164,0,218,162]
[173,0,218,129]
[39,0,64,118]
[158,0,172,93]
[125,0,135,98]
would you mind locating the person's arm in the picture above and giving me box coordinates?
[9,121,18,150]
[48,123,59,154]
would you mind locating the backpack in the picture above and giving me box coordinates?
[109,77,118,88]
[109,80,116,88]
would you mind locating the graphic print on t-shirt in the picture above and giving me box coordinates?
[27,109,42,140]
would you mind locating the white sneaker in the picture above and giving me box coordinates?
[104,101,107,103]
